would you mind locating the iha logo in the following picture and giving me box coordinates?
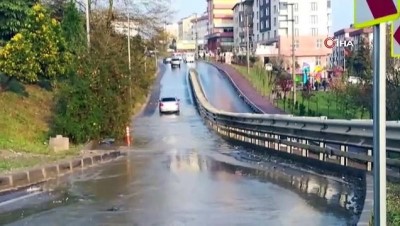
[324,37,354,48]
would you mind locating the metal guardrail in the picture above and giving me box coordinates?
[188,69,400,172]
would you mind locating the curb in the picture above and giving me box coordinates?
[0,150,125,194]
[203,61,266,114]
[357,174,373,225]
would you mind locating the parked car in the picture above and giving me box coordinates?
[159,97,180,114]
[163,57,172,64]
[171,57,181,68]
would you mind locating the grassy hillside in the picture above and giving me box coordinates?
[0,85,52,153]
[0,83,81,172]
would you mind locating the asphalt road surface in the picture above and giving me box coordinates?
[0,62,362,226]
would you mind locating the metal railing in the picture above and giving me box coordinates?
[188,69,400,173]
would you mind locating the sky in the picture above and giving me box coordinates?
[172,0,353,34]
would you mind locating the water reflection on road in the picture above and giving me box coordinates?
[0,62,362,226]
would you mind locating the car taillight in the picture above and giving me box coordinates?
[175,102,179,105]
[159,103,163,106]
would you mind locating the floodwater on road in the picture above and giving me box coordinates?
[0,62,363,226]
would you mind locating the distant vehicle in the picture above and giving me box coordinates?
[159,97,180,114]
[163,57,172,64]
[171,57,181,68]
[185,53,195,63]
[173,53,183,62]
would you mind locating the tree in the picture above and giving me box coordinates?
[0,0,38,43]
[0,3,71,86]
[347,37,372,82]
[385,26,400,120]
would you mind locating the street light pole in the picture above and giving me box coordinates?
[127,12,132,106]
[85,0,90,48]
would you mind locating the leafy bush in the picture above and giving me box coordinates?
[52,7,155,143]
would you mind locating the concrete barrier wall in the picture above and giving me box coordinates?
[0,150,124,193]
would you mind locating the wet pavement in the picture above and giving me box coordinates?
[0,62,363,226]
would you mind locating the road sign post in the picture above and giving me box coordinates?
[354,1,394,225]
[372,23,387,226]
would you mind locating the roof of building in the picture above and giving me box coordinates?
[232,0,254,10]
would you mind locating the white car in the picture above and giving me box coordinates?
[171,57,181,68]
[159,97,180,114]
[163,57,172,64]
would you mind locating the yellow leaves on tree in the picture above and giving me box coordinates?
[0,4,71,83]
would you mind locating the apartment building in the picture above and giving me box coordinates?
[165,23,179,40]
[329,27,356,69]
[252,0,332,71]
[206,0,238,53]
[178,15,197,41]
[191,12,209,50]
[349,27,373,51]
[232,0,254,55]
[112,21,139,37]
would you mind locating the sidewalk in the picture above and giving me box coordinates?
[206,61,286,114]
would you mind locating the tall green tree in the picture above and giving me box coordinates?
[348,37,372,82]
[0,0,38,43]
[0,4,71,85]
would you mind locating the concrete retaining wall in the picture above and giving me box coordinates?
[0,150,124,194]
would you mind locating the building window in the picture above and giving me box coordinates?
[311,2,318,11]
[262,33,264,40]
[311,28,318,36]
[280,3,287,10]
[265,21,269,29]
[294,3,298,11]
[294,16,299,24]
[261,22,264,29]
[273,17,276,26]
[274,30,277,38]
[257,34,259,41]
[294,28,299,36]
[257,22,259,31]
[311,15,317,24]
[266,8,269,16]
[316,39,322,48]
[327,0,331,8]
[267,31,270,39]
[274,5,277,13]
[316,56,321,65]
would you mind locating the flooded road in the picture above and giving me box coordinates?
[1,62,363,226]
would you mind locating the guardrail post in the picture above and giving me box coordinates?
[367,149,372,171]
[319,142,325,161]
[340,145,348,166]
[275,135,279,150]
[301,140,308,157]
[287,137,292,154]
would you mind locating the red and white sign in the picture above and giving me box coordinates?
[354,0,400,28]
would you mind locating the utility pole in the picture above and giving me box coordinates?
[281,2,296,105]
[240,0,250,74]
[194,13,198,58]
[85,0,90,48]
[246,11,250,74]
[291,3,295,105]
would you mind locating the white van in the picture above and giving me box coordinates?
[185,53,195,63]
